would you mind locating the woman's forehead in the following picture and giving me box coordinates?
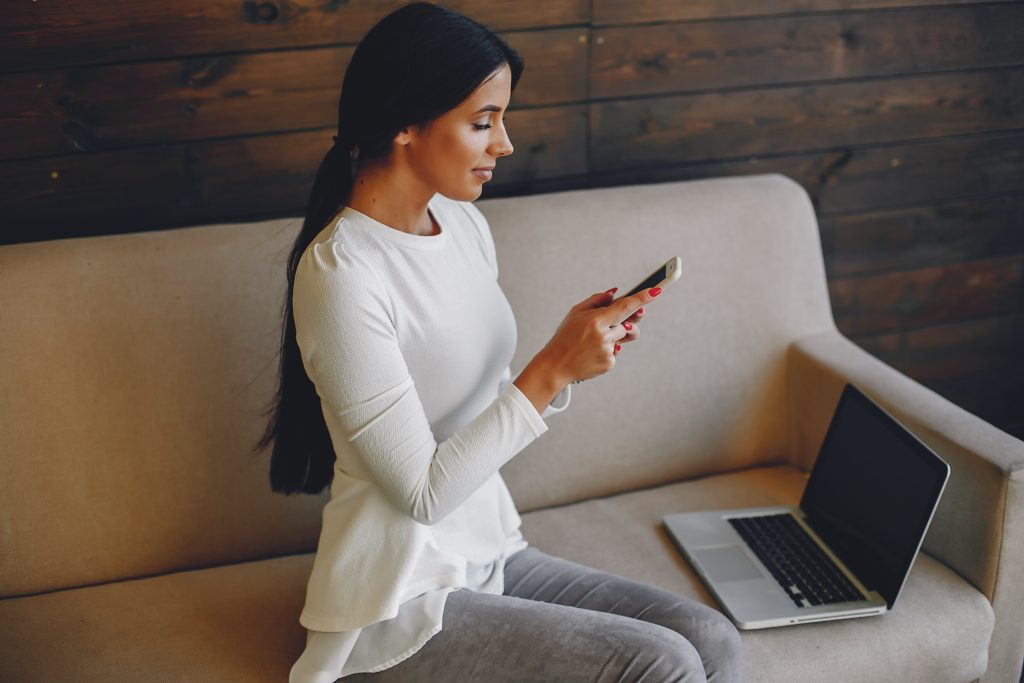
[460,67,511,113]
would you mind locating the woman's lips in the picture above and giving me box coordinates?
[471,169,493,180]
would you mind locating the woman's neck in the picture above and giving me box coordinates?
[347,164,437,236]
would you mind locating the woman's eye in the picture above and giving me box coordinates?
[473,117,508,131]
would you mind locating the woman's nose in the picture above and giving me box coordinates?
[492,128,513,157]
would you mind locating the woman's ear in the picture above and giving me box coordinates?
[393,127,412,146]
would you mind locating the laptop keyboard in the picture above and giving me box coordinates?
[727,514,866,608]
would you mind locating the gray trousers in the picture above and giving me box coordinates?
[344,546,743,682]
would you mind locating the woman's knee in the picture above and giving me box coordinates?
[615,623,708,683]
[662,605,743,683]
[700,608,742,659]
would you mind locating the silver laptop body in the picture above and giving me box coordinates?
[663,384,950,630]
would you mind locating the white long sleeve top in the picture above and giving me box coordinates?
[287,193,571,682]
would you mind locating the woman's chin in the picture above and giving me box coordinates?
[447,184,484,202]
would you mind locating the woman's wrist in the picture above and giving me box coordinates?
[513,350,570,416]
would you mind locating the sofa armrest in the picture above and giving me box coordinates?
[785,327,1024,683]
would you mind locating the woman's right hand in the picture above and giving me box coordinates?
[540,286,662,384]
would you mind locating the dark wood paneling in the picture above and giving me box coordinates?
[0,28,587,160]
[854,312,1024,384]
[801,133,1024,214]
[591,68,1024,172]
[2,51,348,161]
[0,106,586,244]
[1,0,589,73]
[925,360,1024,437]
[830,255,1023,336]
[538,131,1024,215]
[593,4,1024,99]
[508,30,590,107]
[594,0,1015,25]
[820,193,1024,278]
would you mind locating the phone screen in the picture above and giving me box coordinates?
[623,263,669,298]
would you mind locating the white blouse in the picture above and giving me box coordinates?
[288,193,571,682]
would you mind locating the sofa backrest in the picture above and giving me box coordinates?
[0,172,833,597]
[0,219,325,598]
[486,174,835,511]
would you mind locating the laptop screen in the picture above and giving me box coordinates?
[799,384,950,609]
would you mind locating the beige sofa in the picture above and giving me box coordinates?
[1,173,1020,682]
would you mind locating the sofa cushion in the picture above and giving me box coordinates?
[0,464,992,682]
[0,552,312,683]
[518,463,994,683]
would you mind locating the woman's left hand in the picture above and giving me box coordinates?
[613,306,643,355]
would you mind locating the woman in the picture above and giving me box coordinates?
[256,3,743,681]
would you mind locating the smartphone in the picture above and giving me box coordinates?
[616,256,682,300]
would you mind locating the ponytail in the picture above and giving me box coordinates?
[252,138,354,494]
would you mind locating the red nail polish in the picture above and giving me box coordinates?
[615,343,621,352]
[649,287,661,297]
[623,322,632,330]
[637,307,644,314]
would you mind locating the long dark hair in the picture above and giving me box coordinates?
[254,2,525,494]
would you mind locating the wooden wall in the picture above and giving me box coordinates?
[2,0,1022,439]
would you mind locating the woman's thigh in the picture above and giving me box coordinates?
[343,586,708,683]
[503,547,743,683]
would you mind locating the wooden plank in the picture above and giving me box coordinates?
[923,361,1024,436]
[590,68,1024,173]
[593,4,1024,99]
[852,312,1024,384]
[0,0,590,73]
[820,193,1024,278]
[2,51,350,161]
[507,29,590,108]
[580,130,1024,217]
[594,0,1015,26]
[0,28,587,160]
[829,255,1023,337]
[805,133,1024,214]
[0,106,586,244]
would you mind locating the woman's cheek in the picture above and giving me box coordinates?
[460,131,482,161]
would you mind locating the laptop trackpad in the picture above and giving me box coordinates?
[692,546,766,582]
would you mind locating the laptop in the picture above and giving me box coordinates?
[663,383,950,629]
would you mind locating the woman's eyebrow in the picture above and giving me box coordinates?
[473,104,503,114]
